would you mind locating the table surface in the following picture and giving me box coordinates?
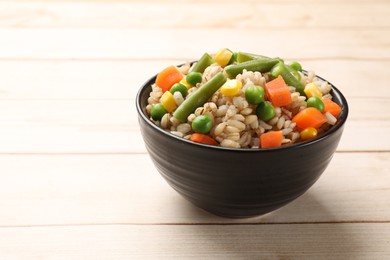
[0,0,389,259]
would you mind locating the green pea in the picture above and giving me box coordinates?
[307,96,325,112]
[186,72,203,86]
[245,85,264,105]
[289,61,302,72]
[192,115,212,134]
[170,83,188,97]
[256,102,275,121]
[150,103,167,121]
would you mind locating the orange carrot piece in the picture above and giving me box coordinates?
[265,75,292,107]
[190,133,218,146]
[260,130,283,149]
[323,98,342,117]
[155,66,183,92]
[292,107,327,129]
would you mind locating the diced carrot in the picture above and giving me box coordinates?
[292,107,327,130]
[265,75,292,107]
[155,66,183,92]
[260,130,283,149]
[190,133,218,146]
[322,98,342,117]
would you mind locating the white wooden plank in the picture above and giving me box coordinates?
[0,224,388,259]
[0,28,388,60]
[0,153,388,226]
[0,60,389,100]
[0,60,166,100]
[0,1,386,258]
[0,0,387,2]
[0,2,388,29]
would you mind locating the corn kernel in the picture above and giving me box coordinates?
[180,78,192,89]
[300,127,318,140]
[220,79,242,97]
[214,48,233,67]
[304,83,323,98]
[161,91,177,112]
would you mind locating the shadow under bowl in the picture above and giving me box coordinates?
[136,71,349,218]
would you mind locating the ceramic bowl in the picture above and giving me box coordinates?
[136,70,348,218]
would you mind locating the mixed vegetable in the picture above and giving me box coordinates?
[146,49,342,149]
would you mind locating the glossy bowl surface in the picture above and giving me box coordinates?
[136,70,349,218]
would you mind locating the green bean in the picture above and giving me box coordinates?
[270,63,282,78]
[191,53,214,73]
[278,62,305,96]
[273,62,301,82]
[289,61,302,72]
[236,52,284,64]
[236,52,272,63]
[173,73,227,122]
[224,58,280,78]
[287,65,302,82]
[227,49,237,65]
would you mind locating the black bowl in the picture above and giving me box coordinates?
[136,70,349,218]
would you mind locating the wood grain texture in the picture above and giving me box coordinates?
[0,2,388,29]
[0,28,389,60]
[0,60,389,100]
[0,0,389,258]
[0,153,388,226]
[0,224,389,259]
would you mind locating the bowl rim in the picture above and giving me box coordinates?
[136,66,349,153]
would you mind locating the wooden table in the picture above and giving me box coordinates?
[0,0,389,258]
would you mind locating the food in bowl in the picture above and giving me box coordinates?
[145,49,343,149]
[136,49,348,218]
